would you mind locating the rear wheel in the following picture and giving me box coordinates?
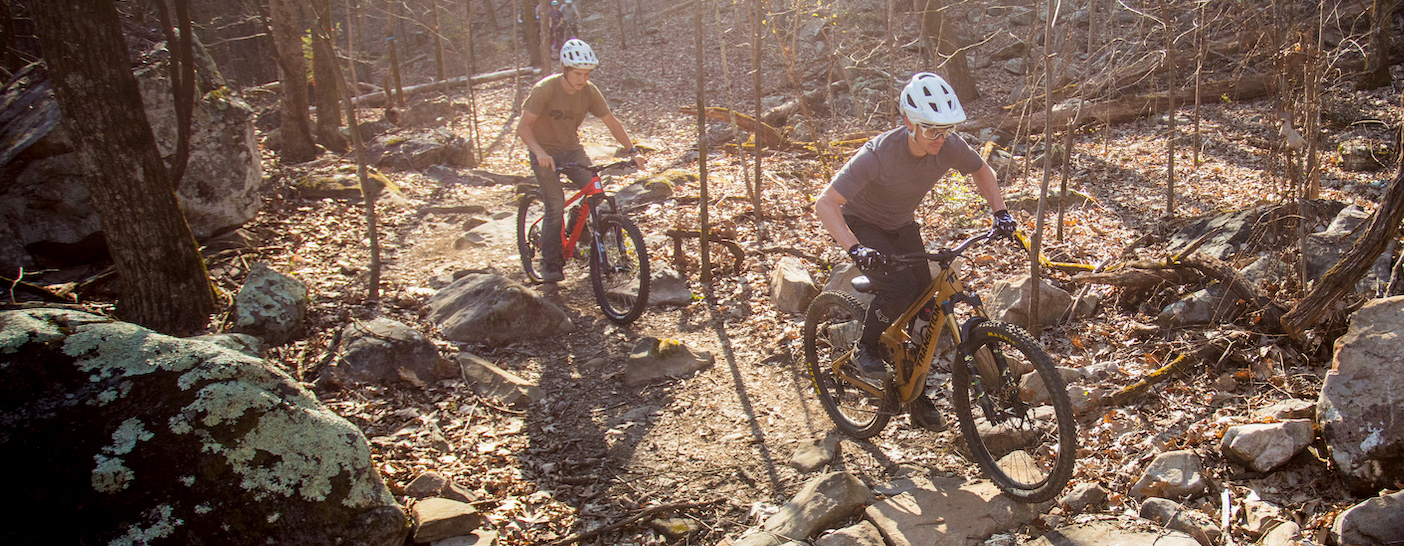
[803,290,891,438]
[589,214,649,324]
[952,320,1076,503]
[516,190,545,283]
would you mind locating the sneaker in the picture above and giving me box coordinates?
[852,343,890,382]
[541,269,565,283]
[909,395,946,432]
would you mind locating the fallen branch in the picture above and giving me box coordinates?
[1,275,77,303]
[348,67,540,107]
[545,498,727,546]
[680,106,791,149]
[1103,340,1231,407]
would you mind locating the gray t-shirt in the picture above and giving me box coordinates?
[830,126,984,230]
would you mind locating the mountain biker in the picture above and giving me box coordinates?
[548,1,566,58]
[814,72,1016,429]
[562,0,581,38]
[517,39,646,284]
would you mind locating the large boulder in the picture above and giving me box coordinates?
[231,262,309,346]
[426,271,573,345]
[987,274,1072,330]
[1319,296,1404,491]
[368,128,472,171]
[1165,201,1347,261]
[0,308,407,545]
[1302,205,1395,296]
[0,56,261,273]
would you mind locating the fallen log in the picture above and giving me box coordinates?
[1102,339,1232,407]
[974,74,1276,136]
[348,66,540,107]
[680,106,792,149]
[760,80,849,127]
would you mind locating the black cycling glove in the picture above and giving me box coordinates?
[992,210,1017,239]
[848,244,886,271]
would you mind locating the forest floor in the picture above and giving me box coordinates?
[227,2,1404,544]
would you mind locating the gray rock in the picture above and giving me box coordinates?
[325,318,454,388]
[1002,58,1027,75]
[1058,482,1108,513]
[430,531,498,545]
[648,517,701,541]
[1331,490,1404,545]
[1251,399,1315,422]
[1018,366,1081,404]
[1259,521,1303,546]
[814,520,885,546]
[1219,419,1314,472]
[457,353,544,408]
[1166,201,1347,261]
[1129,450,1207,499]
[762,472,874,542]
[987,275,1073,330]
[1240,254,1294,290]
[988,41,1028,62]
[615,178,675,209]
[231,262,309,346]
[401,98,458,128]
[1026,521,1199,546]
[1157,284,1242,327]
[1338,137,1394,172]
[0,308,406,545]
[649,266,694,306]
[1243,500,1289,539]
[1319,295,1404,491]
[459,216,517,247]
[187,332,264,358]
[426,272,573,345]
[1303,205,1394,296]
[412,497,482,543]
[1005,6,1037,25]
[370,128,472,171]
[771,256,819,313]
[822,263,874,306]
[624,337,715,386]
[1139,497,1222,546]
[867,476,1040,545]
[406,471,450,498]
[790,432,841,473]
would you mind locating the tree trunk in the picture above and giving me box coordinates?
[751,0,763,218]
[430,0,446,81]
[270,0,320,162]
[695,0,710,283]
[522,0,542,68]
[29,0,214,335]
[1282,160,1404,339]
[310,0,347,153]
[921,0,978,100]
[1357,0,1396,90]
[1160,0,1176,218]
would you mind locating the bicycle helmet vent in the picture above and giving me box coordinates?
[560,38,598,70]
[900,72,966,126]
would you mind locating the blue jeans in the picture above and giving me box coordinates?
[529,148,594,274]
[845,216,931,346]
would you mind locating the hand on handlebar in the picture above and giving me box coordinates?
[847,244,887,271]
[535,152,557,172]
[991,210,1017,241]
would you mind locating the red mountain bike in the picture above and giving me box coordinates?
[516,159,651,324]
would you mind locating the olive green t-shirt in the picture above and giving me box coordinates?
[523,74,611,154]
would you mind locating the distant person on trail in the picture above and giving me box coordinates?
[562,0,582,38]
[548,1,566,58]
[814,72,1015,430]
[517,39,646,284]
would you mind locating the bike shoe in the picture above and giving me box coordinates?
[909,395,946,432]
[541,269,565,283]
[852,343,890,382]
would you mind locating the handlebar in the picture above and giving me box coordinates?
[555,158,639,174]
[889,229,1005,266]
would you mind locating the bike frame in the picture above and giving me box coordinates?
[836,235,997,406]
[557,171,605,260]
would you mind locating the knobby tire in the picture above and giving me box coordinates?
[589,214,649,324]
[803,290,890,438]
[952,320,1076,503]
[516,191,545,283]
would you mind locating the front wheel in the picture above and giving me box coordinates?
[803,290,891,438]
[953,320,1076,503]
[589,214,650,324]
[516,190,546,283]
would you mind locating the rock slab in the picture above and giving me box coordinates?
[866,476,1039,546]
[0,308,406,545]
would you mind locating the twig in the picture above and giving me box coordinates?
[543,498,727,546]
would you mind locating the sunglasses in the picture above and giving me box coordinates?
[915,124,952,140]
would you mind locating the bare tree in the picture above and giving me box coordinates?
[1357,0,1397,90]
[310,0,348,152]
[269,0,320,162]
[920,0,978,100]
[1159,0,1176,218]
[695,0,710,282]
[28,0,215,335]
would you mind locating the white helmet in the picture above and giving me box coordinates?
[560,39,598,70]
[900,72,965,126]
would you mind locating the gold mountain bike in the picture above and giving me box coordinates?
[803,230,1076,503]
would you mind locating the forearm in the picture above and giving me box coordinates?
[516,118,547,157]
[601,114,633,150]
[971,163,1006,212]
[816,187,859,250]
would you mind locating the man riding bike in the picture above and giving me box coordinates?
[517,39,646,284]
[814,72,1017,430]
